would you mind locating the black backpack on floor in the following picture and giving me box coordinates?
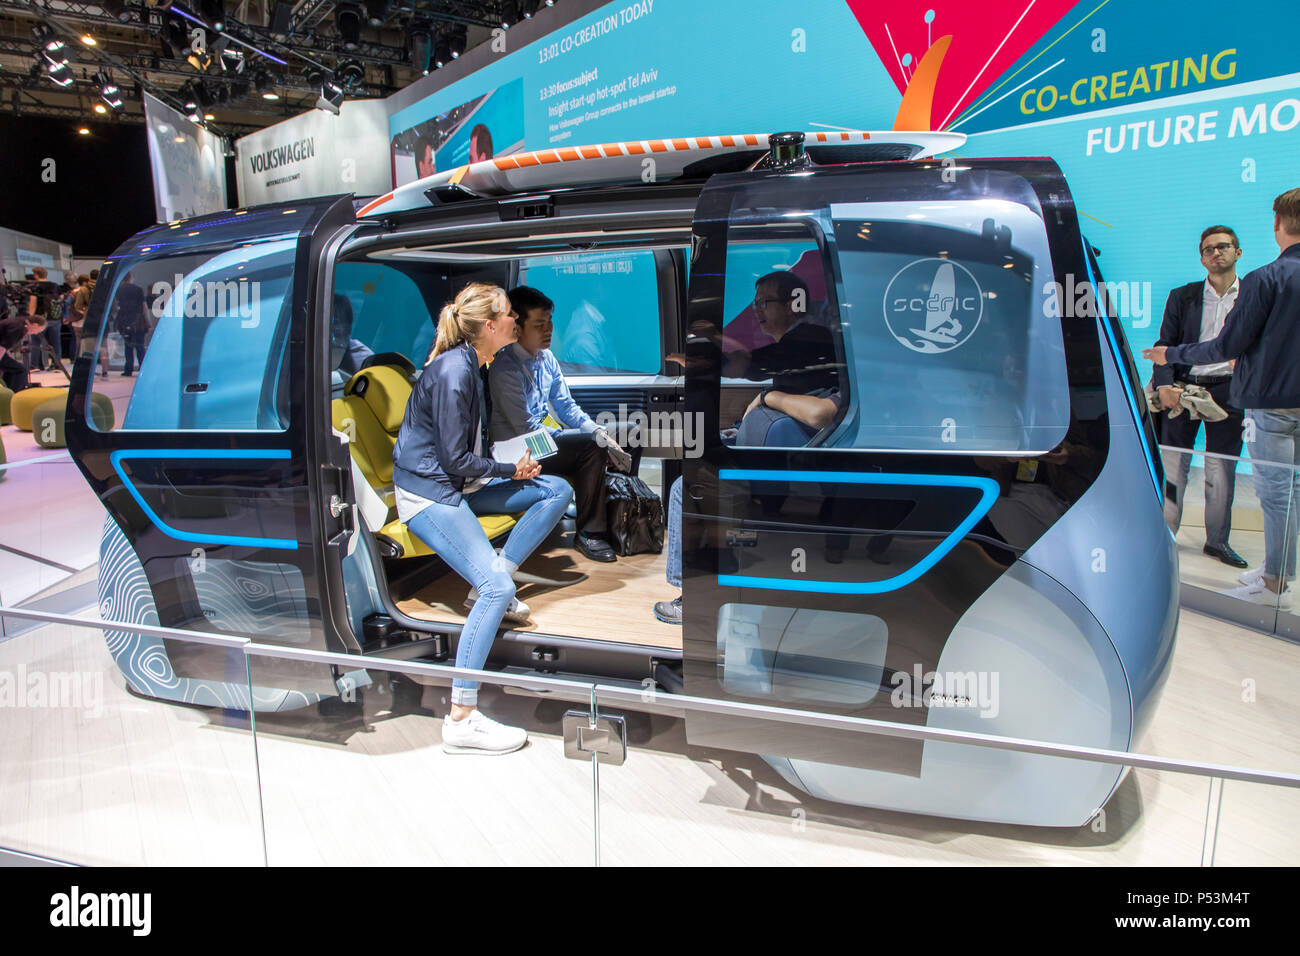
[604,472,664,556]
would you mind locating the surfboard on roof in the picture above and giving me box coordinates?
[358,129,966,218]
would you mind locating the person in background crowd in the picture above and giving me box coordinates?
[113,271,149,377]
[392,282,573,755]
[24,266,59,372]
[489,286,632,564]
[1,315,46,391]
[70,270,108,380]
[1152,225,1248,568]
[1146,188,1300,609]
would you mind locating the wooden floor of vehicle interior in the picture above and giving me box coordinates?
[396,535,682,651]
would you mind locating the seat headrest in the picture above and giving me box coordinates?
[347,365,412,433]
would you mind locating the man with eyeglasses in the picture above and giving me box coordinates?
[723,271,838,395]
[489,285,632,564]
[1147,189,1300,608]
[1150,225,1247,568]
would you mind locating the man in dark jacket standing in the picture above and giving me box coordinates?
[1152,226,1247,568]
[1146,189,1300,608]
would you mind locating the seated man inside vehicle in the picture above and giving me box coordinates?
[489,286,632,563]
[723,271,840,396]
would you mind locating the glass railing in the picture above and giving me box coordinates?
[4,602,1299,866]
[4,423,1300,865]
[0,608,264,865]
[1158,444,1298,633]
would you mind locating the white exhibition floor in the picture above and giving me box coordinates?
[2,379,1298,866]
[0,607,1296,866]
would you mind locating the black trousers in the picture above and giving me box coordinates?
[548,429,607,534]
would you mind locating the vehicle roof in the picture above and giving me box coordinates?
[357,129,965,219]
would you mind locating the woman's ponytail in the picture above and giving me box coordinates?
[428,282,507,364]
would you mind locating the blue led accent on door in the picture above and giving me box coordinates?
[715,469,998,594]
[109,449,299,550]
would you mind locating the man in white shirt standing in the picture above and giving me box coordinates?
[1151,225,1247,568]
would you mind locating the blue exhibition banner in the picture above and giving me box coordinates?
[387,0,1300,395]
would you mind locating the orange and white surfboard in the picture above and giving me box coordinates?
[358,129,964,218]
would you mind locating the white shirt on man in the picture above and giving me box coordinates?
[1190,277,1238,377]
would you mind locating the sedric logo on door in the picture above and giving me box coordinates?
[883,258,984,354]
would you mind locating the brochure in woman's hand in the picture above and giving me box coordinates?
[490,428,559,463]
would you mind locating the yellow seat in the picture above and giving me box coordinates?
[377,512,518,558]
[333,363,519,558]
[332,365,411,508]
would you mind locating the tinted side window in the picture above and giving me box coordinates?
[91,236,296,431]
[333,262,436,367]
[517,250,661,375]
[712,189,1071,453]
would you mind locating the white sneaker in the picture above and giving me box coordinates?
[1221,581,1294,609]
[464,587,531,625]
[1239,565,1265,586]
[441,710,528,755]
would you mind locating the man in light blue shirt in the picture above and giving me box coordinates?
[490,286,631,563]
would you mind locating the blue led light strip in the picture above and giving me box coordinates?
[1085,255,1163,503]
[715,469,999,594]
[109,449,298,551]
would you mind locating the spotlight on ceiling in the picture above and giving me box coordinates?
[95,71,124,109]
[316,76,344,114]
[337,59,365,87]
[500,0,518,29]
[448,24,467,58]
[81,34,97,46]
[408,23,431,74]
[46,61,75,87]
[335,3,363,49]
[253,69,278,99]
[78,126,91,135]
[161,18,188,58]
[198,0,225,31]
[94,103,107,113]
[186,34,212,72]
[363,0,390,27]
[32,24,64,56]
[433,36,450,69]
[521,0,540,18]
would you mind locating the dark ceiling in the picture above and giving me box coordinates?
[0,0,548,139]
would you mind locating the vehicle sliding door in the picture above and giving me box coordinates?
[680,160,1108,772]
[66,197,358,694]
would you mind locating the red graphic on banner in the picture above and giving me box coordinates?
[847,0,1078,129]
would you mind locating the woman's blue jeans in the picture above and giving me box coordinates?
[405,474,573,705]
